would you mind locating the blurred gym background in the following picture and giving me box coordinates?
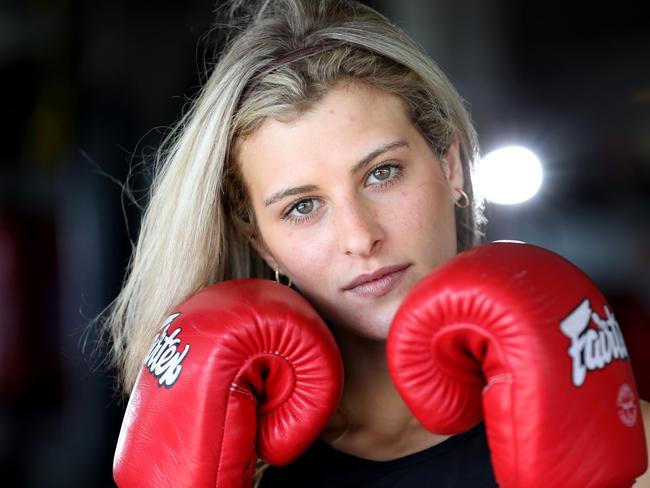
[1,0,648,486]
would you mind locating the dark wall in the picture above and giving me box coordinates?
[1,1,215,486]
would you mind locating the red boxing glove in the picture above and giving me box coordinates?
[387,242,647,488]
[113,279,344,488]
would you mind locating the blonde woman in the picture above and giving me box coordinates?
[108,1,650,486]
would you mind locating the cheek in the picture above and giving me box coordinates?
[397,179,456,249]
[279,229,333,284]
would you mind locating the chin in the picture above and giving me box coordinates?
[339,302,399,342]
[301,286,405,340]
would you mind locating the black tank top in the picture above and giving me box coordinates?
[259,422,498,487]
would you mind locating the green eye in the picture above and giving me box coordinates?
[282,198,322,224]
[365,163,404,188]
[295,200,314,214]
[372,166,391,181]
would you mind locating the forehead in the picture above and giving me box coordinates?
[234,81,413,169]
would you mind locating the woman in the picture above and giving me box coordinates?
[105,0,650,486]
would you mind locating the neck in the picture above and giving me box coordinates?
[337,329,412,432]
[321,326,449,460]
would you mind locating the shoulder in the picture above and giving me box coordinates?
[634,399,650,487]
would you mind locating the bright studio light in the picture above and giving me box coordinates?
[476,146,543,204]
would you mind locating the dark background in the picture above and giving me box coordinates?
[1,0,648,486]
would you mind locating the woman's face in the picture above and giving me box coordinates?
[236,81,464,340]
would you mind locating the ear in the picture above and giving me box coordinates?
[442,133,465,201]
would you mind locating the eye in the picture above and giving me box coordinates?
[371,166,391,181]
[365,163,403,187]
[282,198,322,224]
[295,200,314,214]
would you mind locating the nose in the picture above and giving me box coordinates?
[335,195,384,258]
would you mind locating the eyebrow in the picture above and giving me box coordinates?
[263,139,409,207]
[349,139,409,176]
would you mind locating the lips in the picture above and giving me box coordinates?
[342,264,411,297]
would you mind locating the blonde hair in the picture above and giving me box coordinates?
[104,0,484,478]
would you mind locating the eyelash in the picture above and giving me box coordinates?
[280,162,404,225]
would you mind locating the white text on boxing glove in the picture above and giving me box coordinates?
[143,313,190,387]
[560,299,629,387]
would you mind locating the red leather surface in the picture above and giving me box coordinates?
[113,279,344,488]
[387,242,648,488]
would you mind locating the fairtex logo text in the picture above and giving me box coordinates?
[143,313,190,387]
[560,299,628,387]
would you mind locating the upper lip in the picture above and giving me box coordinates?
[342,264,410,291]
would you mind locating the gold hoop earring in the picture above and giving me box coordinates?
[274,268,292,287]
[454,189,470,209]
